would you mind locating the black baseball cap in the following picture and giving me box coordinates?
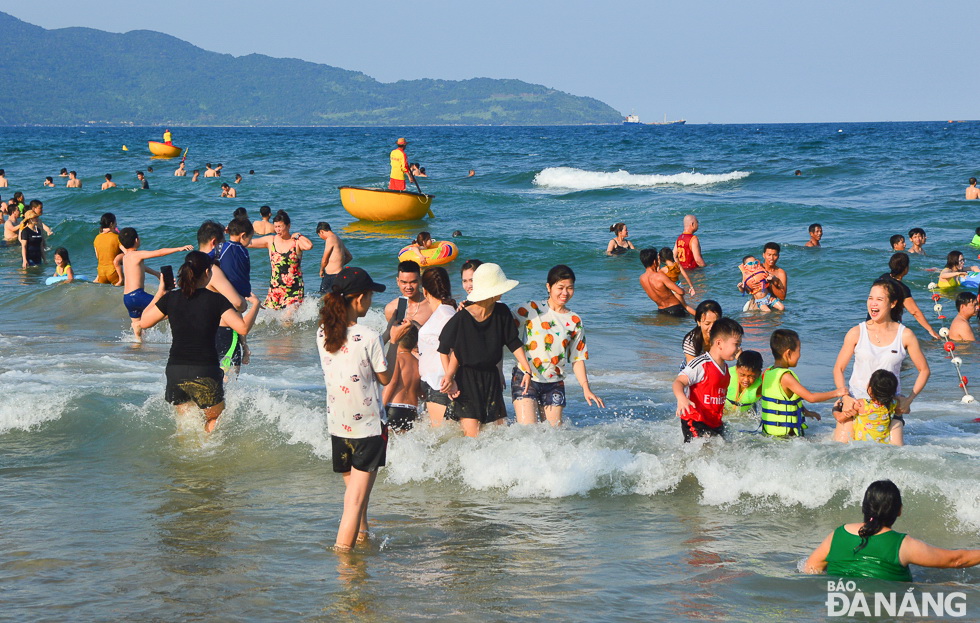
[333,267,386,295]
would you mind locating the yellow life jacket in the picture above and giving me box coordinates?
[759,367,805,436]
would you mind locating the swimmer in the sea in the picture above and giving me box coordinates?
[119,227,193,342]
[738,255,784,312]
[101,174,117,190]
[204,163,217,178]
[59,168,68,177]
[0,169,7,188]
[890,234,906,251]
[234,173,242,184]
[66,171,82,188]
[948,291,977,342]
[908,227,927,255]
[93,212,124,286]
[804,223,822,247]
[174,162,186,177]
[191,170,200,182]
[967,177,980,200]
[43,177,55,187]
[253,205,274,236]
[606,222,635,256]
[136,171,149,190]
[220,183,236,198]
[639,248,695,317]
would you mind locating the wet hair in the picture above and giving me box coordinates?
[855,480,903,553]
[232,207,248,221]
[609,222,627,235]
[735,350,763,372]
[177,251,214,299]
[547,264,575,287]
[13,191,24,202]
[868,369,898,410]
[197,220,226,247]
[769,329,800,360]
[640,248,658,268]
[272,210,290,226]
[971,177,977,185]
[808,223,821,233]
[227,217,253,238]
[415,231,432,247]
[420,266,456,308]
[658,247,675,264]
[45,176,53,183]
[118,227,138,249]
[397,324,419,351]
[889,234,905,247]
[316,221,332,233]
[60,168,68,175]
[319,289,367,352]
[99,212,116,229]
[193,170,200,175]
[794,170,802,175]
[871,278,905,321]
[955,290,977,311]
[29,199,42,210]
[0,169,5,176]
[908,227,925,238]
[249,170,255,175]
[944,250,964,269]
[105,173,112,181]
[975,227,980,236]
[54,247,70,265]
[259,205,272,218]
[206,163,213,168]
[687,300,723,355]
[221,183,230,189]
[136,171,144,177]
[708,317,743,343]
[147,166,154,173]
[460,258,482,275]
[888,252,909,277]
[763,242,781,254]
[398,260,421,275]
[69,171,77,177]
[451,230,462,237]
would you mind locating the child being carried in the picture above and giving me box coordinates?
[738,255,784,312]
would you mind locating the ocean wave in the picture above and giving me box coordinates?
[532,167,751,191]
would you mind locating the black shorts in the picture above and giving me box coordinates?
[215,327,243,368]
[318,272,338,295]
[681,418,725,443]
[165,364,224,409]
[385,404,418,432]
[658,304,688,318]
[331,427,388,473]
[421,381,458,420]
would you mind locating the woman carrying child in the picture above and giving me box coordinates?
[831,280,930,445]
[438,263,534,437]
[512,265,604,426]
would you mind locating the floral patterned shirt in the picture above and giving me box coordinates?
[514,300,588,383]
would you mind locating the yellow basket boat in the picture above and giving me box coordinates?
[148,141,183,158]
[338,186,434,222]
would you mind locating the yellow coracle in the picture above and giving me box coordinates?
[147,141,182,158]
[339,186,434,221]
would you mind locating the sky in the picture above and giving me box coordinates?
[2,0,978,124]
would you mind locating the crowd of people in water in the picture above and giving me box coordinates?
[1,150,979,569]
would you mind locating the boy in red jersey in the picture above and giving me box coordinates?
[673,317,743,442]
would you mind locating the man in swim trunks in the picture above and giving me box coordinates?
[967,177,980,200]
[673,214,705,269]
[760,242,788,301]
[638,248,695,316]
[388,138,415,191]
[93,213,123,285]
[101,174,117,190]
[316,221,353,294]
[119,227,192,342]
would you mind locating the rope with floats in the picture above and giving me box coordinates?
[929,292,975,404]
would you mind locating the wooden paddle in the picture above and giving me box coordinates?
[410,173,435,219]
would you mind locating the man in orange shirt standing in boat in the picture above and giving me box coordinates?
[389,138,415,191]
[163,129,173,146]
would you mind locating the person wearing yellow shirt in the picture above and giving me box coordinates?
[388,137,415,191]
[163,129,173,146]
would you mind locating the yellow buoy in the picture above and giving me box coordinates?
[122,145,128,151]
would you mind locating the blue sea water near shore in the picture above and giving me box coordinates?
[1,123,978,621]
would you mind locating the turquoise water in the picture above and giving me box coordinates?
[1,124,979,621]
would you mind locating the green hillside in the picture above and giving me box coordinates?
[0,12,622,126]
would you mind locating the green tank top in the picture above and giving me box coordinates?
[825,525,912,582]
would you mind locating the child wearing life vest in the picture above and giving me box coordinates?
[758,330,846,437]
[738,255,784,312]
[673,317,744,442]
[852,369,902,446]
[726,350,763,417]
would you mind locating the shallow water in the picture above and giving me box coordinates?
[1,124,979,621]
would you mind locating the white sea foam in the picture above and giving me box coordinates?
[532,166,751,191]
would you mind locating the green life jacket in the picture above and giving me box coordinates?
[726,365,762,412]
[759,367,804,436]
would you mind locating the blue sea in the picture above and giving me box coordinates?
[1,123,978,621]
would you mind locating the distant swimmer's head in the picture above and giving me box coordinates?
[414,231,433,248]
[104,173,112,181]
[232,207,248,222]
[451,230,462,237]
[197,219,225,249]
[908,227,926,244]
[808,223,822,235]
[971,177,977,186]
[178,251,215,298]
[609,222,627,237]
[396,137,408,146]
[640,248,659,268]
[147,166,154,173]
[658,247,675,264]
[136,171,145,179]
[99,212,116,229]
[60,168,68,175]
[955,290,977,313]
[468,170,475,177]
[249,170,255,175]
[888,252,910,278]
[316,222,332,234]
[259,205,272,218]
[794,170,802,176]
[889,234,906,251]
[221,183,230,189]
[763,242,780,266]
[118,227,139,250]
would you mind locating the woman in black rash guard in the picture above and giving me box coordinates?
[140,251,261,432]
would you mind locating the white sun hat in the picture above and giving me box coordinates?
[467,263,519,302]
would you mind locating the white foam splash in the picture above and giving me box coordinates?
[532,167,751,191]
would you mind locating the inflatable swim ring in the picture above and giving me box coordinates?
[937,271,980,289]
[46,274,90,285]
[397,241,459,267]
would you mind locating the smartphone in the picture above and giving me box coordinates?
[161,265,175,291]
[394,296,408,323]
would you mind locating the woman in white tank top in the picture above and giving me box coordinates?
[832,280,930,444]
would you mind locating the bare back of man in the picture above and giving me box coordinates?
[640,269,695,316]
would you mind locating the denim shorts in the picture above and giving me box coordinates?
[510,367,566,407]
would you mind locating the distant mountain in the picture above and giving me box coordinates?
[0,12,622,126]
